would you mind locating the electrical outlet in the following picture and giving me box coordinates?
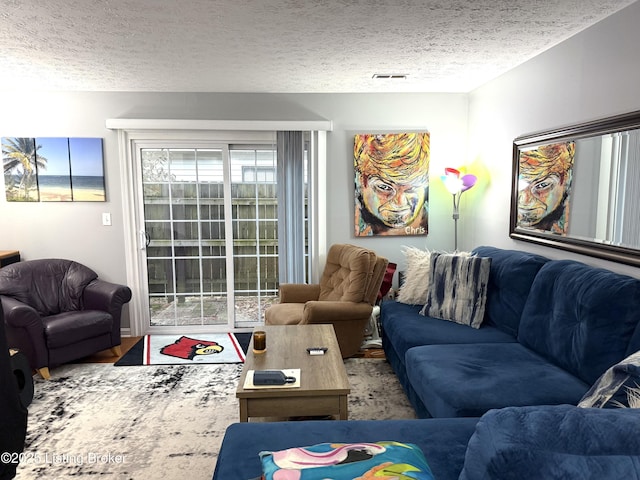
[102,213,112,226]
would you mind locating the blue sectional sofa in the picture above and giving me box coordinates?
[382,246,550,417]
[213,246,640,480]
[213,405,640,480]
[382,245,640,419]
[214,416,479,480]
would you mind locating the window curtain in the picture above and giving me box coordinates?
[277,131,306,283]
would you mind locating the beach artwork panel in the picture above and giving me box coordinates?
[2,137,105,202]
[37,137,73,202]
[2,137,40,202]
[69,137,106,201]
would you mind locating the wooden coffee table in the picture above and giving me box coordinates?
[236,324,350,422]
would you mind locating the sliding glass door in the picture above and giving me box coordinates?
[229,146,281,326]
[139,142,284,330]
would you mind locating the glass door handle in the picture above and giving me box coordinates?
[140,230,150,249]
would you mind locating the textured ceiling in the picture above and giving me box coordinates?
[0,0,636,93]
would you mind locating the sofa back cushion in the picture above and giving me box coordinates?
[471,246,549,337]
[0,259,98,316]
[363,256,389,305]
[518,260,640,385]
[319,244,375,303]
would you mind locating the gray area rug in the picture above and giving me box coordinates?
[15,358,415,479]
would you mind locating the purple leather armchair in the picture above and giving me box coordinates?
[0,259,132,379]
[0,302,27,479]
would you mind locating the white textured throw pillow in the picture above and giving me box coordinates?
[420,252,491,328]
[396,247,432,305]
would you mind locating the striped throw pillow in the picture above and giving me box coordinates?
[420,253,491,328]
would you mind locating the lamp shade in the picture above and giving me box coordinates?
[441,167,477,195]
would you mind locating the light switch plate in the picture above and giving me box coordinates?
[102,213,112,226]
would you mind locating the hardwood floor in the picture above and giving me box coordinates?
[76,336,142,364]
[354,348,386,359]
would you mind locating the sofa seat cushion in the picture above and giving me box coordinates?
[213,418,480,480]
[459,405,640,480]
[405,343,590,418]
[381,301,516,367]
[43,311,113,349]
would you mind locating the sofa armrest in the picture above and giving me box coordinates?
[1,295,47,369]
[83,279,132,312]
[302,301,372,324]
[83,280,132,344]
[279,284,321,304]
[459,404,640,480]
[2,296,43,333]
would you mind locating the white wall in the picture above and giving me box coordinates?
[467,0,640,278]
[0,91,468,328]
[293,93,469,266]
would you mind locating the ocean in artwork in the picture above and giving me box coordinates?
[38,175,105,201]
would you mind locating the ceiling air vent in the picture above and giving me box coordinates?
[372,74,408,80]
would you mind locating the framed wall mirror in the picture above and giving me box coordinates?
[510,110,640,267]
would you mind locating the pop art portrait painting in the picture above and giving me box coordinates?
[354,132,430,237]
[517,141,575,235]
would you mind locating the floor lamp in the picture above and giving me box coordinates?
[441,167,477,251]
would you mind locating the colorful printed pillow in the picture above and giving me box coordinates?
[421,252,491,328]
[259,441,435,480]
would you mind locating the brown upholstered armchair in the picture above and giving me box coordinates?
[0,259,132,379]
[264,244,388,358]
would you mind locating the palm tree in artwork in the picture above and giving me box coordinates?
[2,137,48,200]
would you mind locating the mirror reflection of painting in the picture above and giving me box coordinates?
[354,132,430,237]
[517,141,575,235]
[2,136,105,202]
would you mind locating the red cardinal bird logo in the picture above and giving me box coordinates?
[160,336,224,360]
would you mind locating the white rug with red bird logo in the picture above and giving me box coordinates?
[141,333,246,365]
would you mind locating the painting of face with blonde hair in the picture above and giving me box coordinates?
[354,132,430,236]
[517,141,575,234]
